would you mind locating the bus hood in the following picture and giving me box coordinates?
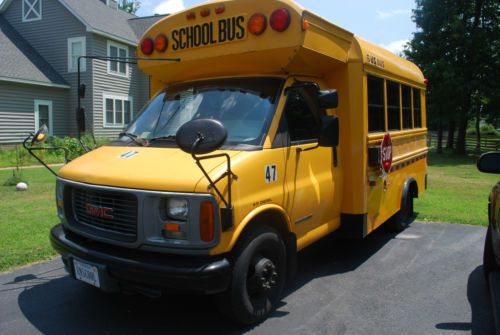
[58,146,240,193]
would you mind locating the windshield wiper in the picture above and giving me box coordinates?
[148,135,177,143]
[119,132,147,147]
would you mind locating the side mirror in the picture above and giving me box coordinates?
[477,152,500,174]
[176,119,227,155]
[79,84,86,99]
[319,116,339,148]
[318,90,339,109]
[31,124,49,145]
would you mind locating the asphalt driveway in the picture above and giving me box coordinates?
[0,222,494,334]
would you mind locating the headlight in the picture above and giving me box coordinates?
[166,198,189,221]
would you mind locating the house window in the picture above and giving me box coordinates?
[107,41,128,76]
[103,95,133,128]
[23,0,42,22]
[34,100,53,135]
[68,37,86,72]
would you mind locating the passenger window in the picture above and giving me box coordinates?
[387,81,401,131]
[368,75,385,133]
[402,85,412,129]
[413,88,422,128]
[283,88,321,143]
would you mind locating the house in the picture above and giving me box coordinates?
[0,0,167,144]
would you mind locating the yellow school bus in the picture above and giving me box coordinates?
[45,0,427,325]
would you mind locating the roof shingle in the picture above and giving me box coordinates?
[0,16,69,87]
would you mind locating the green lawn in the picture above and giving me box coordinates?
[415,151,497,226]
[0,168,59,272]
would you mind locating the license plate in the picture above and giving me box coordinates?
[74,259,101,288]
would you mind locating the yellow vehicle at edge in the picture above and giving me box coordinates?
[48,0,428,325]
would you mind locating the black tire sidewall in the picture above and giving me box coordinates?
[229,227,286,325]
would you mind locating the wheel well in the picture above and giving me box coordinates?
[409,179,419,199]
[234,210,297,277]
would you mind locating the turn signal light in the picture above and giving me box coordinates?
[141,37,154,55]
[302,18,310,31]
[200,201,215,242]
[248,13,267,36]
[270,8,291,32]
[155,34,168,52]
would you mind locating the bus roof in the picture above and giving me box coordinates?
[138,0,425,87]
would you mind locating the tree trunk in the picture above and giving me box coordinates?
[437,120,444,154]
[475,113,481,151]
[446,119,456,150]
[455,107,469,155]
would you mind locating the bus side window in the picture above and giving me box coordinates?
[387,81,401,131]
[402,85,412,129]
[413,88,422,128]
[368,75,385,133]
[283,88,322,143]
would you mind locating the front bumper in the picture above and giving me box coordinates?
[50,224,231,294]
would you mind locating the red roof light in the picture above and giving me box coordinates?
[141,38,154,55]
[201,8,210,17]
[215,5,225,14]
[270,8,291,32]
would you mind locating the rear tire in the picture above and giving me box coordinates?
[387,191,414,232]
[216,226,286,325]
[484,225,498,278]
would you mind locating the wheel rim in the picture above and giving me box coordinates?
[246,255,279,298]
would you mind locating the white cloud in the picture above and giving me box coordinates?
[376,9,412,20]
[154,0,185,14]
[380,39,409,55]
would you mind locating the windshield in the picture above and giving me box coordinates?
[123,77,284,149]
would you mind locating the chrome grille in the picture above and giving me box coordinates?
[71,187,138,240]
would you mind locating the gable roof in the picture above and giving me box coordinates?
[0,0,144,46]
[59,0,138,45]
[0,16,69,88]
[128,14,169,39]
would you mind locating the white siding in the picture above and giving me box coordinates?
[91,35,149,138]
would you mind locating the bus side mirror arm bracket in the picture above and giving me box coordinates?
[190,134,237,231]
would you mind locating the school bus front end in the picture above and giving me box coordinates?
[47,0,427,325]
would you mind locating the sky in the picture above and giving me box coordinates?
[136,0,418,54]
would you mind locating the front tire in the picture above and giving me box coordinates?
[216,226,286,325]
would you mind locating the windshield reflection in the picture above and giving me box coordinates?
[123,77,284,149]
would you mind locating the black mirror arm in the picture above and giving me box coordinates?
[190,134,236,230]
[22,134,70,177]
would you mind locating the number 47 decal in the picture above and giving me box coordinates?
[265,165,277,183]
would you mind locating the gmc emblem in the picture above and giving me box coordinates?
[85,203,114,220]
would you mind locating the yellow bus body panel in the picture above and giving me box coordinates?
[58,0,428,256]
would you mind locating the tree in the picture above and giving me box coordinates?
[118,0,141,14]
[405,0,499,154]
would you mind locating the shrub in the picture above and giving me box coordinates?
[467,123,500,136]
